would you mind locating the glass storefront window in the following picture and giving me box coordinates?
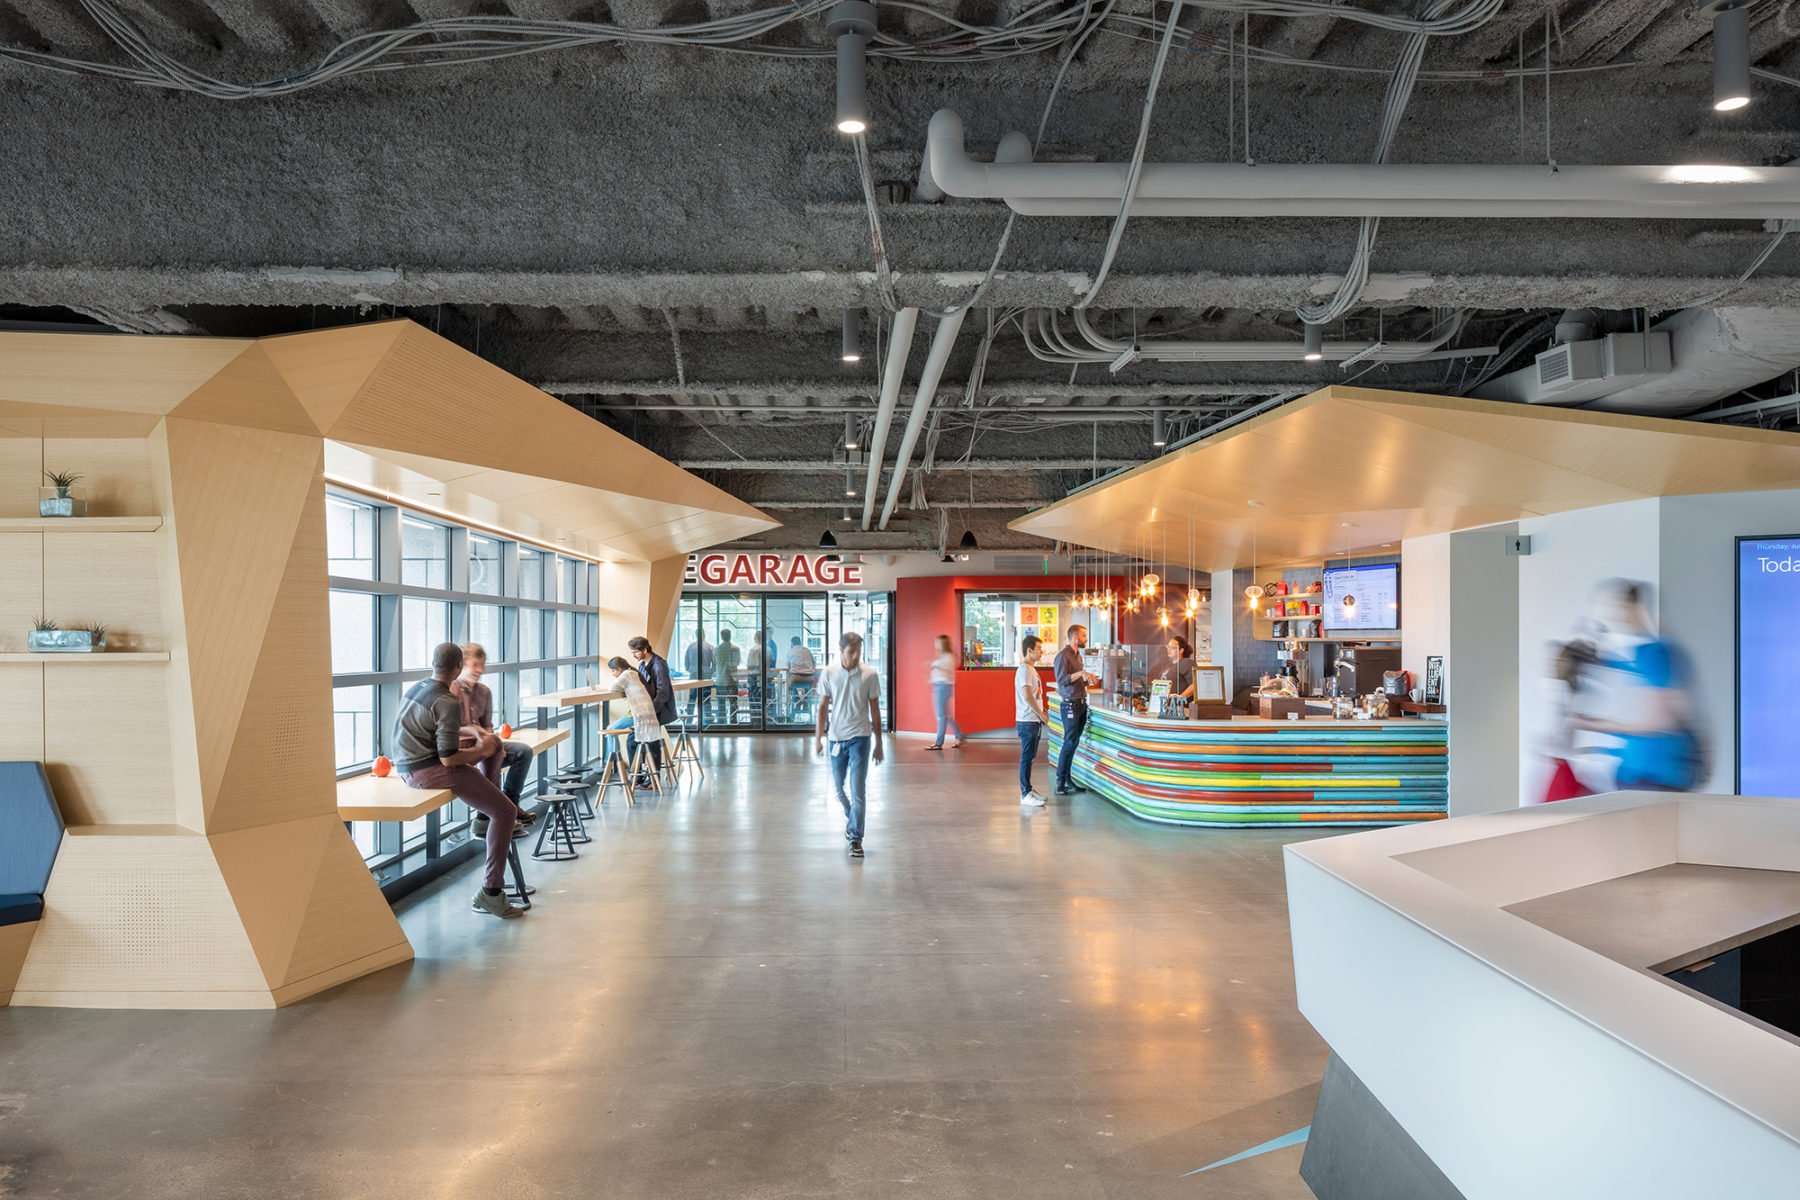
[401,516,449,589]
[960,592,1072,667]
[469,535,502,596]
[469,604,501,657]
[401,597,449,669]
[518,547,543,599]
[326,496,377,579]
[519,607,543,661]
[333,684,375,770]
[329,590,376,674]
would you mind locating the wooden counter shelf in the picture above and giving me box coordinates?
[335,725,571,823]
[0,652,170,663]
[0,516,163,533]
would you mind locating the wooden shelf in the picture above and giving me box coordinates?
[0,516,162,533]
[0,652,169,663]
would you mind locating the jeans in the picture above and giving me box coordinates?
[932,682,962,745]
[611,712,663,772]
[402,762,514,889]
[499,741,534,804]
[1055,700,1088,790]
[1017,720,1044,796]
[829,735,872,843]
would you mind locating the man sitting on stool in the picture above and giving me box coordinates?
[396,642,525,919]
[453,642,537,840]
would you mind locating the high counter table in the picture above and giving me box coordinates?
[521,678,712,769]
[1045,701,1447,828]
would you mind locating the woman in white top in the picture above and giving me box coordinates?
[608,655,664,783]
[927,633,963,750]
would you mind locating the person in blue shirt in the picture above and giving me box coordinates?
[1052,624,1098,796]
[1573,581,1704,791]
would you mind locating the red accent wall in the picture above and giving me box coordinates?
[894,574,1125,736]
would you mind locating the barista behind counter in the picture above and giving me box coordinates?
[1045,696,1448,829]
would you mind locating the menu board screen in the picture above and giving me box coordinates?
[1738,535,1800,795]
[1322,563,1400,632]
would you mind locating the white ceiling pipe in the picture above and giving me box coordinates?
[861,307,919,530]
[926,109,1800,220]
[879,309,967,530]
[1024,311,1493,365]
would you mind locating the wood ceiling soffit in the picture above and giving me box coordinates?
[258,321,407,435]
[0,332,251,418]
[325,322,765,521]
[168,342,319,437]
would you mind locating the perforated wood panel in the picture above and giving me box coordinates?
[0,533,44,654]
[0,664,45,767]
[0,921,34,1005]
[13,832,269,1006]
[0,440,38,517]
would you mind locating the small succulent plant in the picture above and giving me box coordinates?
[31,615,58,632]
[84,623,109,643]
[43,469,82,495]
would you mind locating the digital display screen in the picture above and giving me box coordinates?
[1322,564,1400,632]
[1738,535,1800,796]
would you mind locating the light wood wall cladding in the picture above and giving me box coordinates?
[0,922,34,1006]
[1,320,756,1008]
[1012,385,1800,569]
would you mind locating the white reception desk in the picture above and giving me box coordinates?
[1286,791,1800,1200]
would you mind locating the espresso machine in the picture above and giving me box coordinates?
[1335,646,1400,698]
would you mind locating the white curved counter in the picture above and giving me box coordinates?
[1285,791,1800,1199]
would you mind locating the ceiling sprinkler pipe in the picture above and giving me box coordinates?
[880,309,968,530]
[925,109,1800,220]
[862,307,919,529]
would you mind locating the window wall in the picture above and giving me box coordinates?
[960,592,1114,667]
[325,491,600,886]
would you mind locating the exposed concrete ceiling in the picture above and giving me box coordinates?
[6,0,1800,553]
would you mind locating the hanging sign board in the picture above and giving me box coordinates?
[685,553,865,589]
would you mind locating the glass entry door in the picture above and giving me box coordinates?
[763,594,826,730]
[826,591,895,721]
[672,592,829,731]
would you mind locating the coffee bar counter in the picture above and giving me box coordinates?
[1045,702,1447,828]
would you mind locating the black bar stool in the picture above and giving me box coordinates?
[531,792,582,860]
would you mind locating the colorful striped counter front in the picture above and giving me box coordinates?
[1046,703,1448,828]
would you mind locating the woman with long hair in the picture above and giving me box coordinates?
[927,633,963,750]
[1165,635,1197,701]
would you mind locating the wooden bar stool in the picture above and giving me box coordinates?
[668,722,704,780]
[629,741,665,796]
[595,729,636,806]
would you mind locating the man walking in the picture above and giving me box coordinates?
[815,630,883,858]
[714,628,742,724]
[395,642,524,919]
[1016,634,1050,807]
[1053,624,1098,796]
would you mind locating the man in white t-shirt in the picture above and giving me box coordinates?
[814,630,884,858]
[1015,634,1050,807]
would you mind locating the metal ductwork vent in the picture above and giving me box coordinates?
[992,554,1044,573]
[1473,308,1800,415]
[1526,332,1672,399]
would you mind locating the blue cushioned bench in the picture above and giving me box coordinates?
[1,763,65,1005]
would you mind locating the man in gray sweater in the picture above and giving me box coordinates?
[395,642,525,919]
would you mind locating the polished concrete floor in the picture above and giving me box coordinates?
[0,735,1334,1199]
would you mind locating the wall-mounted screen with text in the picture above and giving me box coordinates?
[1738,535,1800,796]
[1322,563,1401,633]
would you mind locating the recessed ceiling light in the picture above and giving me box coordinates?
[1247,499,1263,507]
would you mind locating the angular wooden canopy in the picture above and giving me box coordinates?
[0,319,776,560]
[1012,385,1800,569]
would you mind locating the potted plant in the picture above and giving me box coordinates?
[39,470,86,518]
[27,616,104,653]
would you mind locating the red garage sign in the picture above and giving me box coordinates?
[686,553,864,588]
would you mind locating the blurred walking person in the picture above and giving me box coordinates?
[926,633,963,750]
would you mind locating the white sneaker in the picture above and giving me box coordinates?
[1020,791,1047,807]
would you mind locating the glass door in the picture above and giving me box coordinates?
[826,591,895,721]
[763,594,826,730]
[696,594,760,731]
